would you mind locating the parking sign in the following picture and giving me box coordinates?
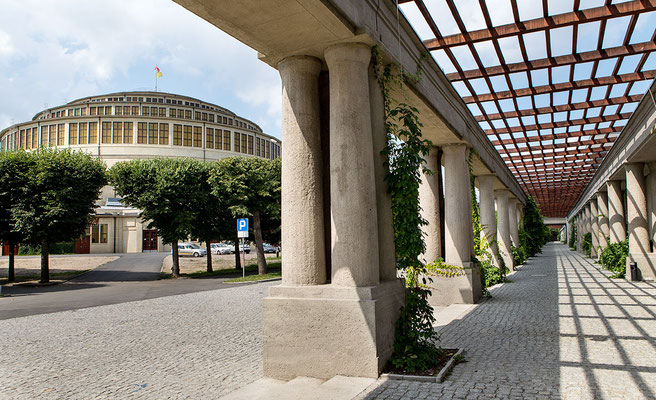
[237,218,249,238]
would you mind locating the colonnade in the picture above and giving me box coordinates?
[264,40,527,380]
[572,162,656,281]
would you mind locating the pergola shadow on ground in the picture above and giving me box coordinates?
[363,242,656,399]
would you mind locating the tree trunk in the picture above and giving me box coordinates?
[253,210,267,275]
[7,242,15,282]
[40,239,49,284]
[171,240,180,276]
[234,232,241,270]
[206,238,213,273]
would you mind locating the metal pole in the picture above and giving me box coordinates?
[241,238,246,278]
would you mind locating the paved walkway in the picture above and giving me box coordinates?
[0,281,277,399]
[363,242,656,399]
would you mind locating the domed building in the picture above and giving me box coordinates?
[0,91,281,254]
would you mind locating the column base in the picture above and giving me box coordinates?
[262,279,405,380]
[627,253,656,281]
[426,261,482,306]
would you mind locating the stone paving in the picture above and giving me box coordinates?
[362,242,656,399]
[0,281,277,399]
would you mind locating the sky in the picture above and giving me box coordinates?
[0,0,282,138]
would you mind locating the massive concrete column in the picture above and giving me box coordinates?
[443,143,473,266]
[590,199,599,259]
[647,162,656,254]
[607,180,626,244]
[509,198,519,247]
[419,147,442,264]
[431,143,481,305]
[325,42,379,287]
[478,175,499,268]
[496,188,513,270]
[626,163,654,280]
[278,56,326,285]
[597,192,609,253]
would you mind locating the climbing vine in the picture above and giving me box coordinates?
[468,150,507,294]
[568,218,577,250]
[373,46,445,372]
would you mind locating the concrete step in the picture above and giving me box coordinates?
[220,375,376,400]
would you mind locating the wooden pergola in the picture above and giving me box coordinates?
[399,0,656,217]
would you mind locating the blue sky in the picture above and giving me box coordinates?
[0,0,282,138]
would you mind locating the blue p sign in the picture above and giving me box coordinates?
[237,218,248,232]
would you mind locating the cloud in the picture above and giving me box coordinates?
[0,0,283,137]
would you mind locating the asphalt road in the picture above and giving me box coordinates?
[0,253,251,320]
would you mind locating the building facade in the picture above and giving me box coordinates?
[0,91,281,254]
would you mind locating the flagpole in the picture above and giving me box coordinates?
[155,76,158,92]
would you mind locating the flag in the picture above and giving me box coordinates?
[155,66,163,79]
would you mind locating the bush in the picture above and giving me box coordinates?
[568,219,577,250]
[582,233,592,257]
[18,242,75,255]
[522,196,549,257]
[599,240,628,277]
[511,243,527,266]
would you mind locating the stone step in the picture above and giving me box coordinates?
[220,375,376,400]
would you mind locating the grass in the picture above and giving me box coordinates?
[225,272,282,283]
[161,259,282,279]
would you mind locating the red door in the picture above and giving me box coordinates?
[1,243,19,256]
[75,236,90,254]
[142,230,158,251]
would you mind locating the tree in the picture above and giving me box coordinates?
[0,151,31,282]
[209,157,281,275]
[521,196,549,258]
[12,148,106,283]
[188,162,233,273]
[109,158,207,276]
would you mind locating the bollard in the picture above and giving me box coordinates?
[629,261,639,281]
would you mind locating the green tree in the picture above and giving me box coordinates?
[209,157,281,275]
[12,149,106,283]
[0,151,31,282]
[109,158,206,276]
[188,162,233,273]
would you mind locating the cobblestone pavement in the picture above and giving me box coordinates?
[0,281,276,399]
[364,243,656,400]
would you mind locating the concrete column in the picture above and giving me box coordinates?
[442,144,474,266]
[278,56,326,285]
[607,180,626,244]
[597,192,609,253]
[496,188,513,270]
[647,162,656,253]
[509,198,519,247]
[625,163,649,255]
[478,175,499,267]
[419,146,442,264]
[590,199,599,258]
[325,42,379,287]
[368,62,397,282]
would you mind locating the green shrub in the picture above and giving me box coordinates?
[511,243,527,266]
[582,233,592,257]
[599,239,628,277]
[18,242,75,255]
[568,219,577,250]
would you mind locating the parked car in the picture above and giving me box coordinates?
[177,242,207,257]
[238,243,251,254]
[211,243,232,255]
[262,243,279,254]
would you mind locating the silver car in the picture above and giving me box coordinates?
[177,243,207,257]
[211,243,232,255]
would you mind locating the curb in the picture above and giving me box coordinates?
[380,348,464,383]
[223,277,282,285]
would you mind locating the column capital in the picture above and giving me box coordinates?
[442,142,469,153]
[278,55,322,76]
[324,42,371,67]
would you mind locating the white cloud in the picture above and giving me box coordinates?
[0,0,283,137]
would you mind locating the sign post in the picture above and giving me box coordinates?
[237,218,249,278]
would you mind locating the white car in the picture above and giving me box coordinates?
[177,242,207,257]
[211,243,232,255]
